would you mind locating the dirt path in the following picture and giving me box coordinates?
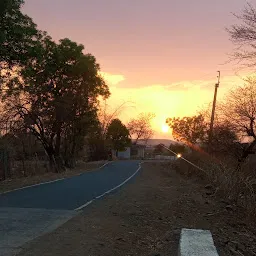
[17,162,256,256]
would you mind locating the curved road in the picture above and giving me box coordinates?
[0,160,141,256]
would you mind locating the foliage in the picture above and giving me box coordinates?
[169,143,187,154]
[127,112,155,145]
[166,115,207,144]
[0,0,39,68]
[97,100,133,140]
[0,3,110,172]
[86,121,109,161]
[106,119,131,152]
[210,124,238,155]
[154,144,164,154]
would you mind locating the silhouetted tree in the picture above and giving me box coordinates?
[169,143,187,154]
[220,77,256,164]
[106,119,131,155]
[166,115,207,144]
[227,3,256,69]
[1,36,110,172]
[127,113,155,145]
[0,0,39,68]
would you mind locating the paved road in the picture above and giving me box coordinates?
[0,160,141,256]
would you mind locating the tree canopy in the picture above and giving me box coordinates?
[0,1,110,172]
[166,115,207,144]
[127,112,155,145]
[106,119,131,152]
[0,0,39,68]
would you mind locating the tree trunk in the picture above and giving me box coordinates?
[21,139,27,177]
[44,146,60,173]
[236,139,256,170]
[46,147,56,172]
[54,128,65,172]
[69,135,77,168]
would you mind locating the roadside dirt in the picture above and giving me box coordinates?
[0,161,107,193]
[17,162,256,256]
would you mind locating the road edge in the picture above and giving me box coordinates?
[0,161,111,195]
[74,162,143,211]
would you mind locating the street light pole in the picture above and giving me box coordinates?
[209,71,220,145]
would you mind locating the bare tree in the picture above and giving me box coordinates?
[220,77,256,164]
[97,100,134,140]
[227,2,256,69]
[127,113,155,145]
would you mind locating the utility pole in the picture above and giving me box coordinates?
[209,71,220,144]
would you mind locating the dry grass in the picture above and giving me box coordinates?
[172,151,256,219]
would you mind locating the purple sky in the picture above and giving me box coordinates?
[22,0,247,87]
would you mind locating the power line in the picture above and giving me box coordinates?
[160,144,206,173]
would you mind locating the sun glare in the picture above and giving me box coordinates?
[162,124,169,133]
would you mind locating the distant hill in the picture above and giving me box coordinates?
[136,139,177,147]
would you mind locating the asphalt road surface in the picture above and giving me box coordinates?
[0,160,141,256]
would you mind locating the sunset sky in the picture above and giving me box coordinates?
[22,0,250,138]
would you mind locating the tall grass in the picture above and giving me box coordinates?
[173,150,256,218]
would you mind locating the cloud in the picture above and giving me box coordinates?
[99,71,125,85]
[100,72,251,138]
[106,74,249,135]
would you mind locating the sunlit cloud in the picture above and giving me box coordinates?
[99,71,125,86]
[105,73,249,139]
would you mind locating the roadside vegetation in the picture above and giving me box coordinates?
[1,0,256,225]
[0,0,154,181]
[166,3,256,220]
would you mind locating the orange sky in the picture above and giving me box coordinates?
[101,71,249,138]
[22,0,251,138]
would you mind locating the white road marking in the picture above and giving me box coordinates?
[74,200,93,211]
[0,178,66,195]
[74,163,142,211]
[0,161,110,195]
[179,228,219,256]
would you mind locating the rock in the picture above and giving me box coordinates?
[158,217,163,220]
[226,205,234,212]
[220,199,229,205]
[116,237,125,242]
[149,252,161,256]
[205,201,209,204]
[205,184,213,190]
[224,240,230,245]
[206,191,213,196]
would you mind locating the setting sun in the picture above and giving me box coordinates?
[162,124,169,133]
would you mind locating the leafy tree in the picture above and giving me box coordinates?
[166,115,207,144]
[0,0,39,68]
[97,100,132,140]
[210,124,238,154]
[127,112,155,145]
[227,3,256,69]
[1,37,110,171]
[106,119,131,154]
[86,120,109,161]
[169,143,187,154]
